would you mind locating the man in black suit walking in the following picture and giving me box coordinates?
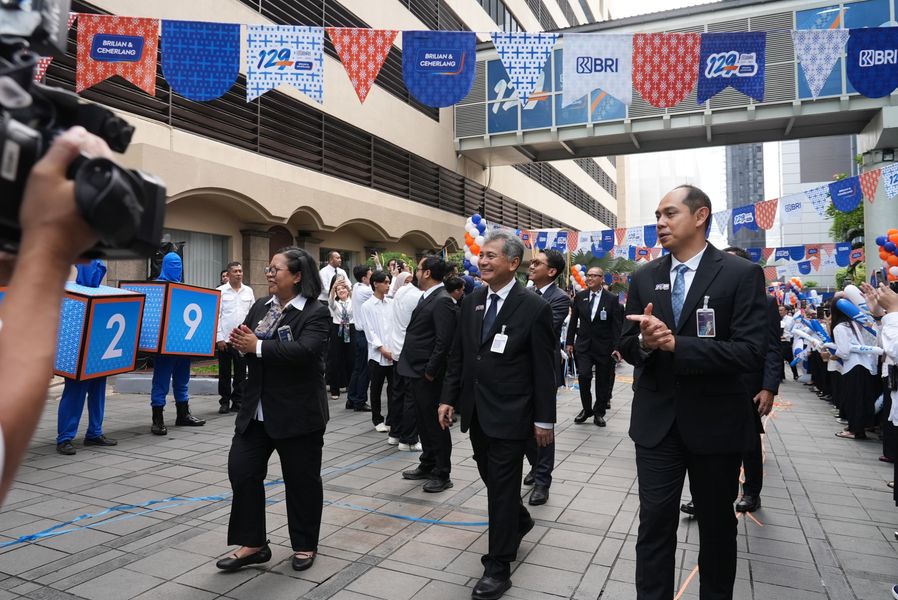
[398,256,458,493]
[439,231,556,600]
[620,185,767,600]
[567,266,623,427]
[523,249,570,506]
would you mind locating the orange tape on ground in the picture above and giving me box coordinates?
[674,565,699,600]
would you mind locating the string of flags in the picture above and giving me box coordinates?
[40,14,898,109]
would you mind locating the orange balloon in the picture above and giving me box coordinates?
[888,254,898,267]
[464,233,473,244]
[890,233,898,244]
[571,265,578,274]
[889,229,898,235]
[881,250,890,261]
[470,244,480,256]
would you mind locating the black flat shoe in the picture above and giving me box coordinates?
[218,404,230,414]
[735,495,760,513]
[423,478,454,493]
[529,485,549,506]
[84,435,117,447]
[573,409,593,424]
[594,415,606,427]
[354,404,372,412]
[291,551,316,571]
[402,467,432,480]
[680,500,695,516]
[523,472,535,486]
[472,575,512,600]
[215,544,272,571]
[56,441,76,455]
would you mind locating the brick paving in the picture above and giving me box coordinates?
[1,365,896,599]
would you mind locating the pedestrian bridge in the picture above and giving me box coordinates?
[453,0,898,165]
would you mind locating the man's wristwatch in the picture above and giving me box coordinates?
[638,333,653,353]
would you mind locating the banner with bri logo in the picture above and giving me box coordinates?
[245,25,324,103]
[402,31,476,107]
[562,33,632,107]
[697,32,766,104]
[846,27,898,99]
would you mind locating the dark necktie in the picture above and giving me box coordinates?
[534,288,543,296]
[672,264,689,327]
[589,292,597,319]
[481,293,500,343]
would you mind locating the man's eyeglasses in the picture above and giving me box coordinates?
[264,266,287,276]
[585,274,602,278]
[529,259,548,267]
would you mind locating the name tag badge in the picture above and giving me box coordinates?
[491,326,508,354]
[696,296,716,338]
[600,308,607,321]
[276,325,294,342]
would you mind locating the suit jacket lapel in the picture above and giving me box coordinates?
[410,288,436,322]
[676,245,723,334]
[652,255,674,329]
[472,287,489,345]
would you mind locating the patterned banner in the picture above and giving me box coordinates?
[732,204,758,233]
[755,198,778,230]
[601,229,615,251]
[567,231,580,253]
[774,246,805,262]
[615,228,626,245]
[798,261,813,275]
[883,164,898,199]
[697,32,766,104]
[162,21,240,101]
[762,247,774,262]
[860,169,880,203]
[806,245,821,270]
[625,226,643,247]
[633,33,701,108]
[76,15,159,95]
[792,29,849,99]
[712,209,732,236]
[850,247,865,265]
[562,33,633,107]
[34,57,53,82]
[402,31,476,108]
[780,194,804,223]
[643,224,658,248]
[828,176,863,213]
[491,32,558,103]
[847,27,898,99]
[246,25,324,103]
[804,186,830,217]
[835,242,852,267]
[763,266,779,282]
[327,28,398,103]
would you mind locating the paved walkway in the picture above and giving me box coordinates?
[0,366,896,599]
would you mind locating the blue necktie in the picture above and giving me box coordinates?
[482,293,500,343]
[671,264,689,328]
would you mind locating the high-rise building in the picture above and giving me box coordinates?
[726,143,766,249]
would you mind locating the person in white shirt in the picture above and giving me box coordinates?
[318,250,347,304]
[387,271,422,448]
[217,262,256,414]
[360,271,394,432]
[348,265,373,411]
[831,296,881,440]
[327,279,355,400]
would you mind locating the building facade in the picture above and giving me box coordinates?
[726,143,767,250]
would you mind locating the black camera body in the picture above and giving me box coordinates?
[0,0,165,258]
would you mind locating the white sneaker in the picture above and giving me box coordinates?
[387,436,399,445]
[375,423,390,433]
[398,442,423,452]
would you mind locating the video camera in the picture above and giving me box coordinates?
[0,0,165,258]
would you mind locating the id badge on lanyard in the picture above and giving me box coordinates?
[696,296,716,338]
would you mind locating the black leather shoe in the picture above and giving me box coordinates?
[229,403,241,413]
[423,478,453,493]
[523,472,535,486]
[56,441,76,455]
[529,485,549,506]
[472,575,511,600]
[175,403,206,426]
[594,415,606,427]
[574,409,593,424]
[354,403,372,412]
[218,404,230,414]
[215,544,272,571]
[84,435,117,447]
[402,467,432,480]
[735,495,761,513]
[291,552,316,571]
[517,516,535,544]
[680,500,695,515]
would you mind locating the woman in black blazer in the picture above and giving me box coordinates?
[216,246,330,573]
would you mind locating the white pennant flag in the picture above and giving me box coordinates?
[883,163,898,199]
[625,226,643,247]
[491,32,558,103]
[779,194,805,224]
[562,33,633,107]
[712,209,731,237]
[804,186,830,217]
[792,29,849,99]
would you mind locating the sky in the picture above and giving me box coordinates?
[609,0,722,19]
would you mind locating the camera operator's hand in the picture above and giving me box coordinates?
[19,126,112,261]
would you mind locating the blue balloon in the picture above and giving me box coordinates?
[477,223,486,234]
[463,259,471,269]
[877,236,887,246]
[886,242,897,253]
[471,214,482,224]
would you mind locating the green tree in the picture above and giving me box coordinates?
[568,250,639,294]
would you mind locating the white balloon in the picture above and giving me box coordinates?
[475,235,485,246]
[464,250,472,259]
[470,255,480,267]
[890,266,898,277]
[465,218,473,228]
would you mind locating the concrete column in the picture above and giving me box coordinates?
[860,149,898,279]
[241,228,272,298]
[295,232,323,259]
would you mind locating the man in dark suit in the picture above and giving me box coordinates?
[620,185,767,600]
[398,256,458,493]
[439,231,556,600]
[523,249,570,506]
[567,266,623,427]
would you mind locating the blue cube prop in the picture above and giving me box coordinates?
[119,281,220,357]
[0,283,146,381]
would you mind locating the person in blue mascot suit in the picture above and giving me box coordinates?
[150,252,205,435]
[56,260,118,455]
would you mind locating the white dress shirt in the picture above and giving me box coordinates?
[669,243,709,298]
[352,282,373,332]
[361,295,394,366]
[254,295,308,421]
[390,283,423,360]
[318,265,347,301]
[832,322,878,376]
[216,283,255,342]
[587,289,603,320]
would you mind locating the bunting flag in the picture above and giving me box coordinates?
[763,266,779,282]
[804,186,830,217]
[762,247,774,262]
[402,31,476,108]
[797,261,812,275]
[567,232,580,253]
[615,228,626,245]
[649,247,662,259]
[847,27,898,99]
[601,229,615,251]
[76,15,159,96]
[835,242,852,267]
[849,247,865,265]
[747,247,762,262]
[774,246,805,262]
[696,32,766,104]
[780,194,804,223]
[562,33,633,106]
[712,209,731,236]
[632,33,701,108]
[732,204,758,233]
[755,198,778,230]
[327,28,398,103]
[162,21,240,102]
[828,176,863,212]
[491,32,558,103]
[883,163,898,199]
[34,57,53,82]
[806,245,821,270]
[860,169,880,203]
[625,226,643,247]
[792,29,849,99]
[246,25,324,103]
[643,224,658,248]
[520,230,533,249]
